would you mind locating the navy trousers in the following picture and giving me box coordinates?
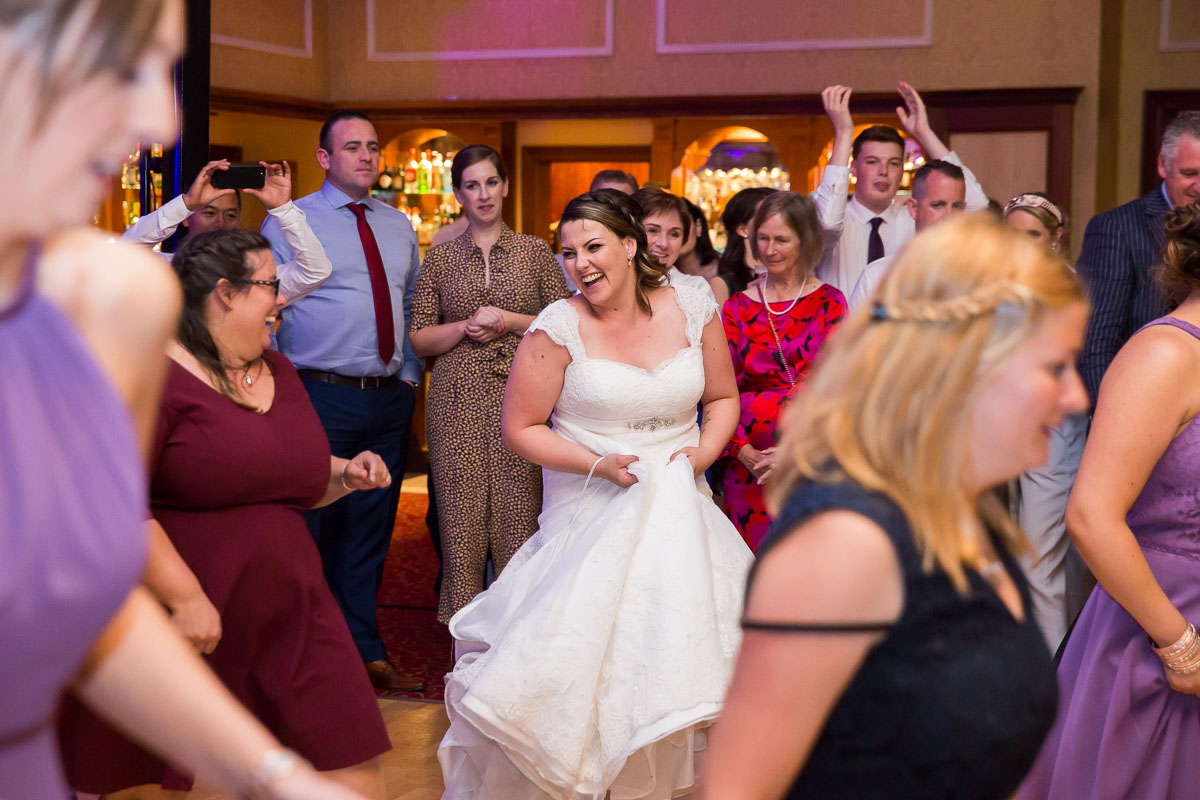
[302,378,415,663]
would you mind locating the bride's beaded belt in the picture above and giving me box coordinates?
[553,409,694,435]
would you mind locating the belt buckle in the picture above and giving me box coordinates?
[359,376,371,389]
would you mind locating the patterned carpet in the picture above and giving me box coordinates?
[376,491,452,701]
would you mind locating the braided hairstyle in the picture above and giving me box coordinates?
[171,230,275,407]
[1157,202,1200,304]
[559,189,669,315]
[769,213,1085,592]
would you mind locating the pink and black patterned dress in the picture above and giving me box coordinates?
[717,283,846,549]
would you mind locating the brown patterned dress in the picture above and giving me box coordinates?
[412,225,570,623]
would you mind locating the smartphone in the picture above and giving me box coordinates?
[211,164,266,190]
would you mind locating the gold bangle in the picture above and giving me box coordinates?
[339,461,353,491]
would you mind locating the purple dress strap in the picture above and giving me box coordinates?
[1133,315,1200,341]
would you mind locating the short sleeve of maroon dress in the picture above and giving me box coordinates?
[59,350,390,793]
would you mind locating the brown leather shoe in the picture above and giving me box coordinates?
[365,659,426,692]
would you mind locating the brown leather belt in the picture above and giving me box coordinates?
[297,369,398,389]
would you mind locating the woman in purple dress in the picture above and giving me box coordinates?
[1019,203,1200,798]
[60,231,394,797]
[0,2,366,798]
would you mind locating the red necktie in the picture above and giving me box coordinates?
[348,203,395,365]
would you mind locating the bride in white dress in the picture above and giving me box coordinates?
[438,190,755,799]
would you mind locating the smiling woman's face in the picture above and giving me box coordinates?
[4,0,183,239]
[561,218,636,306]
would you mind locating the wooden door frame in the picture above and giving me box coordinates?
[519,145,651,242]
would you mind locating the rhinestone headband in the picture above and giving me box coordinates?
[1005,194,1063,225]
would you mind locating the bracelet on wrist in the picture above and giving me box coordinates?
[1152,622,1200,675]
[250,747,308,799]
[339,461,353,491]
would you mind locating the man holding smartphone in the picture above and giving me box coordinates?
[121,159,332,304]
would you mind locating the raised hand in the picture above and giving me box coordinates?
[895,80,930,139]
[245,160,292,210]
[183,159,235,211]
[822,85,855,138]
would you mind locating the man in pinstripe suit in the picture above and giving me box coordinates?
[1077,111,1200,408]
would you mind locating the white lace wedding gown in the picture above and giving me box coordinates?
[438,286,754,800]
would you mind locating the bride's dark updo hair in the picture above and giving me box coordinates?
[559,189,669,314]
[1158,203,1200,303]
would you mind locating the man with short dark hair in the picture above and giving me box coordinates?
[123,158,331,304]
[1076,110,1200,407]
[816,82,987,294]
[261,108,425,692]
[590,169,639,195]
[846,159,968,308]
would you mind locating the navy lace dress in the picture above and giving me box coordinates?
[745,478,1057,799]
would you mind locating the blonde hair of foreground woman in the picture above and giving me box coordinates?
[768,213,1085,591]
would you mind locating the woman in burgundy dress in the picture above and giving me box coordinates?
[717,192,846,549]
[60,231,393,798]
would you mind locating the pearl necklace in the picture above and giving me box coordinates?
[761,274,813,316]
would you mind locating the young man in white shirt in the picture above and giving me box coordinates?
[815,82,987,294]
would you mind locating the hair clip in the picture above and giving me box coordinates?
[869,302,889,322]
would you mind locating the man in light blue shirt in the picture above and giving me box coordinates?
[262,109,425,692]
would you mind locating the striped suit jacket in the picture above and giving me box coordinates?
[1076,185,1173,409]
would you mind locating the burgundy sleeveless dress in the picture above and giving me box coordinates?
[0,258,147,798]
[59,350,390,791]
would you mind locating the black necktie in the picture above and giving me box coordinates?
[867,217,885,264]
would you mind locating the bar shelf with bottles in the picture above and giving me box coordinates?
[96,143,164,234]
[372,146,460,248]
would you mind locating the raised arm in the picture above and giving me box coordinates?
[699,510,903,799]
[501,327,639,487]
[896,82,988,211]
[815,85,855,234]
[1066,324,1200,696]
[249,162,332,305]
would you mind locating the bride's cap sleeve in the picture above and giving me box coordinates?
[674,285,719,347]
[525,299,585,362]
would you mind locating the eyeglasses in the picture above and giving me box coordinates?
[233,278,281,295]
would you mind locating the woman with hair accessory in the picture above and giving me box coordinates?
[700,214,1087,799]
[1018,204,1200,798]
[1006,193,1067,254]
[59,231,393,798]
[410,145,569,623]
[0,0,366,797]
[713,186,777,304]
[438,188,753,799]
[1003,192,1090,651]
[715,192,846,550]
